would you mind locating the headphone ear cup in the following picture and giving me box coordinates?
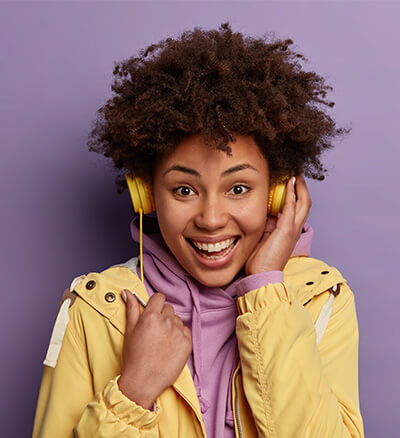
[125,172,156,214]
[267,181,288,217]
[137,179,156,214]
[267,190,274,215]
[147,184,156,213]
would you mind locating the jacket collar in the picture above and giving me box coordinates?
[73,254,345,329]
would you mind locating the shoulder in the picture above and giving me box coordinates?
[283,256,349,305]
[43,258,141,368]
[67,256,140,297]
[55,257,144,330]
[283,256,359,346]
[63,256,143,311]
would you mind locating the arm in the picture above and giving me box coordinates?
[235,277,364,438]
[32,297,161,438]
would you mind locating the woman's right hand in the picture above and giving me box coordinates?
[117,290,192,410]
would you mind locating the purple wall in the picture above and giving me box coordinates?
[1,1,398,436]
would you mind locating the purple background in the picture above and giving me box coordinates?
[1,1,398,436]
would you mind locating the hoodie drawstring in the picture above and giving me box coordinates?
[185,277,210,414]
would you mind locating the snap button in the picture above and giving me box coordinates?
[105,292,116,303]
[306,281,314,285]
[329,283,341,297]
[85,280,96,290]
[321,270,329,275]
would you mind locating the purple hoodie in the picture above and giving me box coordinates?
[130,213,314,438]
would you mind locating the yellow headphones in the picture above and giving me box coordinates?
[125,171,288,216]
[125,171,289,284]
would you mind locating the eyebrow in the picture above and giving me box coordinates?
[163,163,260,177]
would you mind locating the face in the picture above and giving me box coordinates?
[152,133,270,288]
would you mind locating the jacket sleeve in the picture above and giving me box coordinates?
[235,276,364,438]
[33,298,162,438]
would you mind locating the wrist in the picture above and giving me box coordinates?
[118,374,157,410]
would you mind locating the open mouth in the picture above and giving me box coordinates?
[187,237,240,260]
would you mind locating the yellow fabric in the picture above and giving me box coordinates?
[32,256,364,437]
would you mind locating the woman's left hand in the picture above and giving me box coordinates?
[245,174,312,275]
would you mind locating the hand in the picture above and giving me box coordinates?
[245,174,312,275]
[118,291,192,409]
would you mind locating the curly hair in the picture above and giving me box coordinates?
[87,22,350,193]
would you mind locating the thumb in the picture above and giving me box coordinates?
[121,289,140,331]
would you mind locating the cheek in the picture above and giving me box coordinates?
[156,201,188,245]
[235,201,268,237]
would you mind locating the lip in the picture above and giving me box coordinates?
[187,236,240,268]
[186,235,239,244]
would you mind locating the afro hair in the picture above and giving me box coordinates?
[87,22,350,193]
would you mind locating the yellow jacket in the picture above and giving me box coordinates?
[33,255,364,437]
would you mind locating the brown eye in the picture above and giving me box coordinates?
[174,186,194,196]
[229,185,249,195]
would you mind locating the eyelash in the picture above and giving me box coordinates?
[173,184,250,197]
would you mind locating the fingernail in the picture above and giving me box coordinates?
[292,176,296,185]
[121,290,127,302]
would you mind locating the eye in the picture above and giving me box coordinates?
[228,184,250,196]
[173,185,195,197]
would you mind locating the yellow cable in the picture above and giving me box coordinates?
[139,207,144,284]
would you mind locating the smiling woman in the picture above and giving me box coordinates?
[153,133,271,288]
[33,22,364,438]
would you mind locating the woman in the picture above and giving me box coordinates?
[33,22,364,437]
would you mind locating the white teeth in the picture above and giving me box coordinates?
[191,238,235,252]
[196,240,237,260]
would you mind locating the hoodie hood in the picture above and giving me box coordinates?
[129,213,314,436]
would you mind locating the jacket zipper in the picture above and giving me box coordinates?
[233,368,244,438]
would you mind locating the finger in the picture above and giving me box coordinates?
[293,174,312,229]
[277,176,297,227]
[161,303,175,318]
[174,315,184,328]
[122,289,140,331]
[294,174,312,208]
[183,326,192,343]
[145,292,166,313]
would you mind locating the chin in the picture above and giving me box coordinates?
[191,269,240,289]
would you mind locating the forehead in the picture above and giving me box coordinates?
[156,133,268,173]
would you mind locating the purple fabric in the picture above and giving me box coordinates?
[130,215,314,437]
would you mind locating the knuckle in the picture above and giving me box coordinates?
[279,224,291,235]
[183,326,192,339]
[145,311,159,325]
[174,315,183,324]
[164,317,174,330]
[150,292,165,305]
[185,338,193,353]
[165,303,175,313]
[157,292,166,301]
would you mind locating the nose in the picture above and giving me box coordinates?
[193,194,229,231]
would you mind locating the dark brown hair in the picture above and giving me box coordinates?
[87,22,349,192]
